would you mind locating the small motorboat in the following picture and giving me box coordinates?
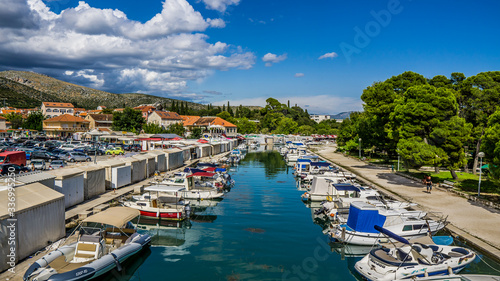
[123,185,190,220]
[355,226,476,281]
[24,207,151,281]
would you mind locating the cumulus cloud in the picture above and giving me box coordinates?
[214,95,362,115]
[201,0,240,12]
[294,73,304,77]
[0,0,254,96]
[262,53,287,67]
[318,52,338,60]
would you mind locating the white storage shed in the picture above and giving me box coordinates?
[78,165,106,200]
[47,168,85,209]
[148,150,167,172]
[165,148,184,170]
[0,183,65,272]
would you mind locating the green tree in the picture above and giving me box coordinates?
[166,122,186,136]
[275,117,298,134]
[481,108,500,180]
[23,111,44,131]
[236,118,257,134]
[101,108,114,114]
[143,123,167,134]
[391,85,469,178]
[112,107,144,133]
[216,111,237,125]
[297,125,315,136]
[5,113,23,129]
[188,127,203,139]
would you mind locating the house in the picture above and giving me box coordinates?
[0,116,6,130]
[134,105,156,119]
[97,105,107,110]
[86,114,113,130]
[310,114,331,123]
[42,114,89,139]
[147,111,183,128]
[190,116,237,137]
[41,102,75,118]
[73,108,87,117]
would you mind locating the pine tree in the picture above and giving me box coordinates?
[222,104,226,112]
[288,100,290,108]
[170,101,175,112]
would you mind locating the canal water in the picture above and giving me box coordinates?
[103,150,500,281]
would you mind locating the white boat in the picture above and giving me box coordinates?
[410,274,500,281]
[331,202,446,245]
[156,172,225,200]
[123,186,190,220]
[24,207,151,281]
[355,226,476,281]
[301,177,364,202]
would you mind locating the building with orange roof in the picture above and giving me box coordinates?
[43,114,89,138]
[134,105,156,119]
[187,116,238,137]
[41,102,75,118]
[147,111,182,128]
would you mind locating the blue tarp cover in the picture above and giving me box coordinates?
[184,168,205,173]
[347,204,386,233]
[297,159,312,163]
[215,168,226,172]
[311,162,330,167]
[333,183,360,192]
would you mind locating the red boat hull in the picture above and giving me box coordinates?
[139,210,184,220]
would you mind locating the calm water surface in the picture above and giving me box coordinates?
[103,150,500,281]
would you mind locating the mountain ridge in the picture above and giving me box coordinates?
[0,70,262,111]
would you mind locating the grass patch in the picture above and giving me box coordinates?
[403,170,500,198]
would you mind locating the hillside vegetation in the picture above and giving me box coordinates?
[0,70,254,110]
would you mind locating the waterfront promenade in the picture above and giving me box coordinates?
[315,144,500,261]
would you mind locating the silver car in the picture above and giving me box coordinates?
[31,159,46,170]
[65,152,92,162]
[49,160,66,169]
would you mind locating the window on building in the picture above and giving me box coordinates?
[53,109,59,112]
[46,109,52,112]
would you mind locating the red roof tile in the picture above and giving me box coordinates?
[154,111,182,120]
[44,114,89,123]
[42,102,74,108]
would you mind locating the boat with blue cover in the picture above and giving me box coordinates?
[331,202,446,245]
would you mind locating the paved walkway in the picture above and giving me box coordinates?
[315,145,500,261]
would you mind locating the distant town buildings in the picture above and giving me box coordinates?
[86,114,113,130]
[310,114,331,123]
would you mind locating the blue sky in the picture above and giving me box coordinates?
[0,0,499,114]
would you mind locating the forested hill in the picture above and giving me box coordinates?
[0,70,235,110]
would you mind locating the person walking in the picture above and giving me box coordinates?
[424,175,433,193]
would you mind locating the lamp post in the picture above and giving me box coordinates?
[477,152,485,197]
[358,138,362,159]
[397,153,400,171]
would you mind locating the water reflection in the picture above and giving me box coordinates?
[242,150,286,179]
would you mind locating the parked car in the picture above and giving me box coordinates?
[0,164,30,176]
[31,151,58,161]
[59,144,77,151]
[83,146,106,156]
[30,159,46,170]
[64,152,92,162]
[48,160,66,170]
[105,147,125,155]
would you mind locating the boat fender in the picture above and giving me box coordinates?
[111,253,122,272]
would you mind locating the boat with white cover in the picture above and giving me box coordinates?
[355,226,476,281]
[24,207,151,281]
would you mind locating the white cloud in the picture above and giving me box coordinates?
[262,53,287,67]
[318,52,338,60]
[213,95,362,115]
[0,0,254,96]
[201,0,240,12]
[294,73,304,77]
